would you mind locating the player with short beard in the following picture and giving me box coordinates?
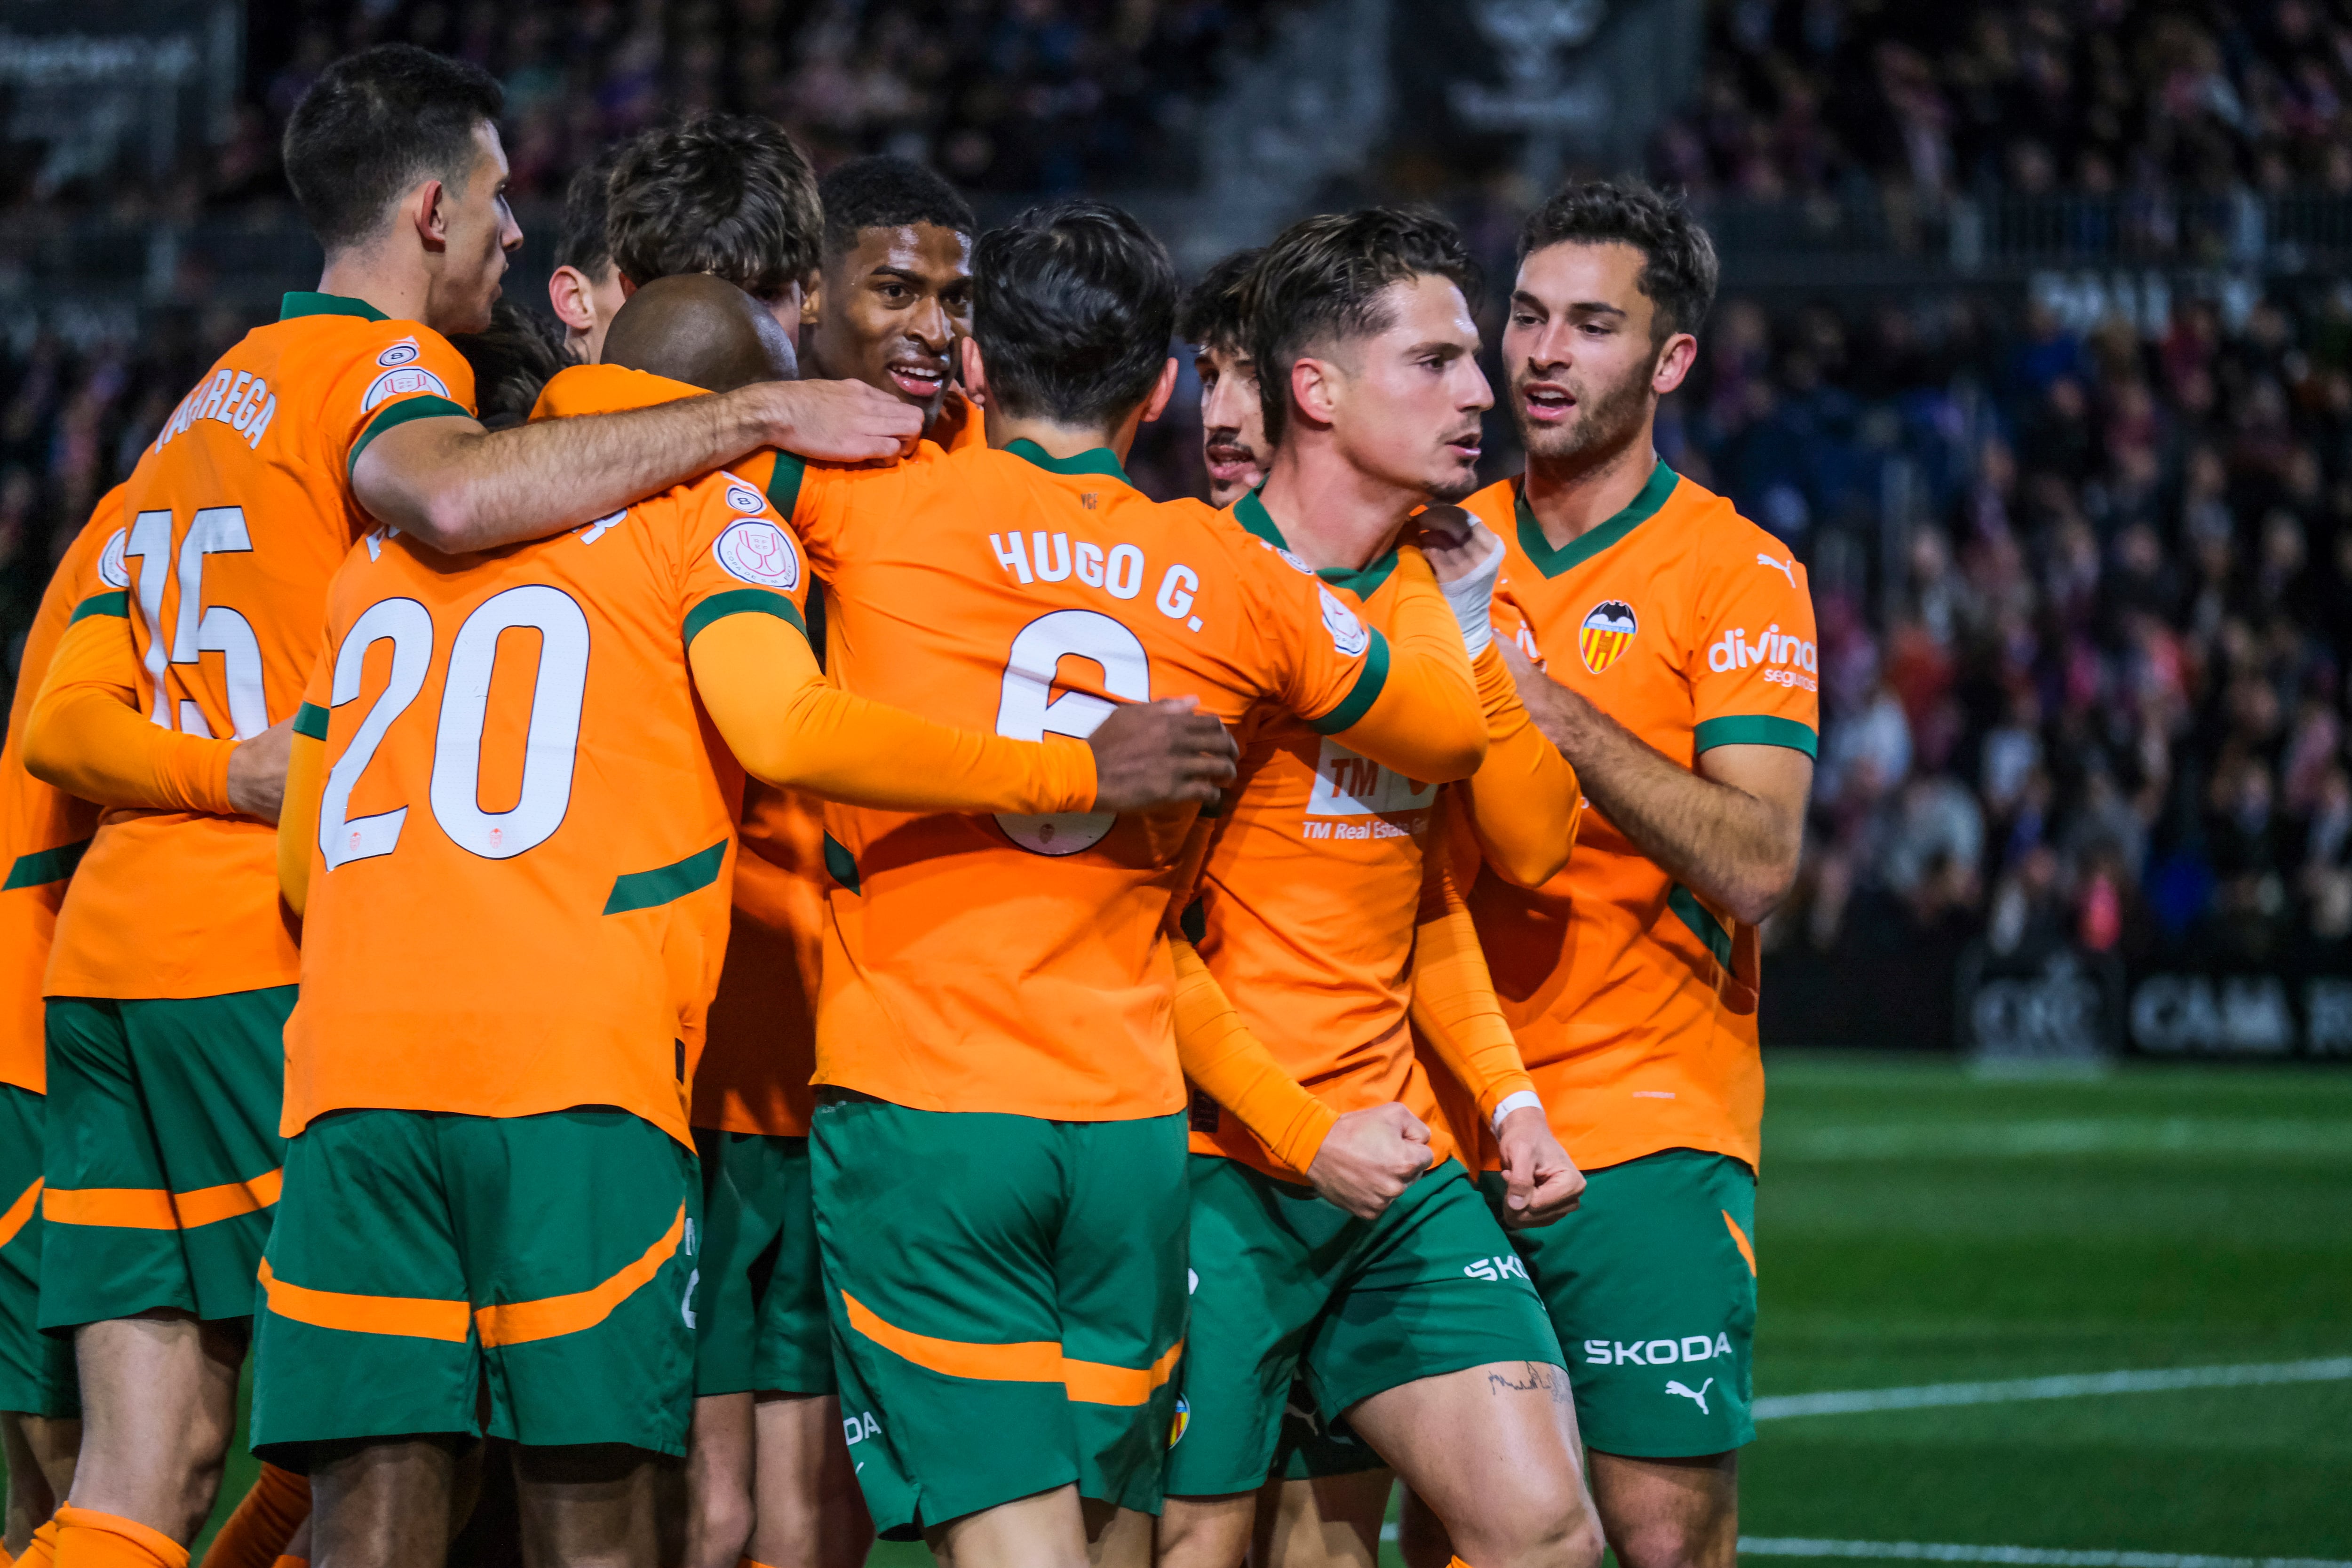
[1407,180,1818,1568]
[1177,248,1268,507]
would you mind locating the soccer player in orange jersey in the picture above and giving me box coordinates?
[765,200,1494,1568]
[250,272,1232,1568]
[17,43,925,1568]
[1411,181,1818,1568]
[0,494,140,1568]
[803,156,984,450]
[546,143,632,363]
[1155,210,1603,1568]
[1177,249,1269,509]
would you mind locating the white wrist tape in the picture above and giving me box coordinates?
[1442,532,1508,658]
[1490,1090,1543,1135]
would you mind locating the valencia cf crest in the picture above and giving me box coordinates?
[1579,601,1638,675]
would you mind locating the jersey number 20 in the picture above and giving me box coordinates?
[993,609,1148,856]
[317,585,589,870]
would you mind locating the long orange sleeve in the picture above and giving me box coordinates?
[278,731,325,918]
[1413,820,1537,1123]
[1171,937,1334,1176]
[1459,640,1581,888]
[1327,547,1487,785]
[24,604,238,815]
[687,609,1098,813]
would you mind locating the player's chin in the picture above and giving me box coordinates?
[1427,463,1484,506]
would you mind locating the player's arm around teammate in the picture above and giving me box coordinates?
[1409,184,1818,1568]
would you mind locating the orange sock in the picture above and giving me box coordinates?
[51,1507,187,1568]
[15,1518,60,1568]
[197,1465,310,1568]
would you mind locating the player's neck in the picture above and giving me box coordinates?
[987,406,1144,465]
[1521,416,1661,549]
[314,247,445,332]
[1255,439,1416,572]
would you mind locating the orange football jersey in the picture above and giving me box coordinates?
[1184,492,1459,1177]
[0,493,125,1088]
[285,448,811,1146]
[46,293,476,1001]
[784,440,1403,1122]
[1461,462,1818,1173]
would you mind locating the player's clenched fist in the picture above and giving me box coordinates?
[753,377,925,462]
[1494,1104,1586,1228]
[1086,697,1239,811]
[1412,503,1502,584]
[226,715,296,825]
[1308,1102,1436,1220]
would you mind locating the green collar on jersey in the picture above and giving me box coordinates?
[1231,490,1400,600]
[1004,438,1131,483]
[1514,458,1679,578]
[279,291,390,323]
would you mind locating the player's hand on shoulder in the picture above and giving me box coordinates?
[1308,1102,1435,1220]
[1087,697,1239,812]
[226,715,296,824]
[1414,504,1503,586]
[1494,1104,1585,1229]
[755,378,922,463]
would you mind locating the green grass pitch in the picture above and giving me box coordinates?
[167,1054,2352,1563]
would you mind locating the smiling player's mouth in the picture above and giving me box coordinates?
[886,361,947,401]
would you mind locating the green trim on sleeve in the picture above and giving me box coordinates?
[1666,883,1735,970]
[604,839,729,915]
[1307,627,1392,736]
[293,702,331,741]
[765,453,807,518]
[3,838,92,892]
[822,833,861,896]
[1693,713,1819,758]
[683,589,807,648]
[68,591,127,625]
[347,395,472,472]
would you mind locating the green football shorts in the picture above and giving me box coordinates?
[1481,1146,1757,1457]
[40,988,292,1330]
[1269,1378,1380,1481]
[0,1085,77,1416]
[249,1106,699,1463]
[810,1094,1188,1538]
[1166,1155,1564,1498]
[693,1130,831,1398]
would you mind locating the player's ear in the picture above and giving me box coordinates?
[1292,354,1338,430]
[548,266,597,333]
[1652,331,1699,397]
[958,335,991,408]
[412,177,450,254]
[1141,357,1180,424]
[800,271,824,327]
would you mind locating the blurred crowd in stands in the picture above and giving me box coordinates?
[1659,0,2352,202]
[1642,279,2352,976]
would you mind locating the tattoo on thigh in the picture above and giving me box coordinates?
[1486,1362,1573,1404]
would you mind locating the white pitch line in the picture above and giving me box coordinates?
[1736,1538,2352,1568]
[1753,1357,2352,1420]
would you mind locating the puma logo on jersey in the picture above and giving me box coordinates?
[1756,552,1797,589]
[1665,1377,1715,1413]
